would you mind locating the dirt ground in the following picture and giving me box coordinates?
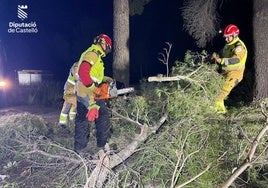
[0,105,60,125]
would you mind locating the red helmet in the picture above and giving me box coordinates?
[94,34,112,54]
[98,34,112,48]
[223,24,239,36]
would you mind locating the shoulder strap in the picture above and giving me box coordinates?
[91,48,102,57]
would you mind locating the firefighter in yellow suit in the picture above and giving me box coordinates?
[74,34,114,153]
[59,62,78,125]
[211,24,248,114]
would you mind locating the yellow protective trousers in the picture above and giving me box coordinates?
[216,68,245,103]
[59,82,77,125]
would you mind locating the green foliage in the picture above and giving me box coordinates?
[111,51,268,187]
[167,52,222,120]
[0,113,49,160]
[0,112,84,188]
[0,51,267,187]
[179,50,209,67]
[2,182,17,188]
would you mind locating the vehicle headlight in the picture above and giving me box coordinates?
[0,80,7,88]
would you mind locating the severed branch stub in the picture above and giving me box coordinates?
[148,75,194,82]
[147,75,203,90]
[147,74,208,95]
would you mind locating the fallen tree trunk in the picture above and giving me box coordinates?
[84,112,168,188]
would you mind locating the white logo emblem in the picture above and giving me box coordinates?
[18,5,28,21]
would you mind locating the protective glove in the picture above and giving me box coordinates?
[211,52,222,64]
[86,103,100,122]
[103,76,114,84]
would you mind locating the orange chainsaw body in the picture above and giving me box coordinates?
[94,83,112,100]
[94,82,134,100]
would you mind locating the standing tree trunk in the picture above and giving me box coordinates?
[253,1,268,100]
[113,0,130,86]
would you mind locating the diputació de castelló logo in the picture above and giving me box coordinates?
[8,5,38,34]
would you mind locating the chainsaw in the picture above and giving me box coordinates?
[94,81,134,100]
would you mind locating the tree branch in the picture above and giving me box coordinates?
[148,75,197,83]
[84,111,169,187]
[176,163,211,188]
[219,100,268,188]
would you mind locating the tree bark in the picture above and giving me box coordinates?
[113,0,130,86]
[253,1,268,100]
[84,112,168,187]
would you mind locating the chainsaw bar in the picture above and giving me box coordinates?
[116,87,135,95]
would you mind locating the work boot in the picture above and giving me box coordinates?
[215,101,227,114]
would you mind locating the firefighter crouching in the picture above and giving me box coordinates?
[211,24,248,114]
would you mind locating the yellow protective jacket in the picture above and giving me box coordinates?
[63,62,78,103]
[220,37,247,71]
[66,62,78,85]
[78,44,105,84]
[76,44,109,107]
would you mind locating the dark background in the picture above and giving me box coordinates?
[0,0,253,84]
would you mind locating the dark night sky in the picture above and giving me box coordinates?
[0,0,252,84]
[0,0,114,81]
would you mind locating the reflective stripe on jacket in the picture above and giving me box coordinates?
[220,37,247,71]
